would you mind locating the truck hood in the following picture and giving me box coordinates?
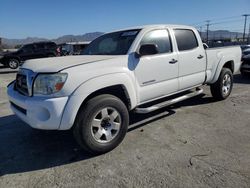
[21,55,117,72]
[1,50,19,57]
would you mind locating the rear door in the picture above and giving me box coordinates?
[33,43,45,58]
[134,29,179,102]
[19,44,35,61]
[173,29,206,90]
[46,42,57,56]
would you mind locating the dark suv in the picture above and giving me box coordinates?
[0,41,59,69]
[241,48,250,76]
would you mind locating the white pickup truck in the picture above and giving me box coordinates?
[7,25,241,154]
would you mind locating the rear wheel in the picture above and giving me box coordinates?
[210,68,233,100]
[73,94,129,154]
[8,59,19,69]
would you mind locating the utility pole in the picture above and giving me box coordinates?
[206,20,210,43]
[248,23,250,43]
[242,14,250,42]
[199,26,202,39]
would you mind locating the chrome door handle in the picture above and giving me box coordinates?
[197,55,204,59]
[169,59,178,64]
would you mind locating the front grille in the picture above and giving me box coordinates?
[15,69,35,96]
[16,73,29,95]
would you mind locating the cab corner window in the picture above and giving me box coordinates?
[140,29,172,54]
[174,29,198,51]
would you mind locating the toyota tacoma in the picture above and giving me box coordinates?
[7,25,241,154]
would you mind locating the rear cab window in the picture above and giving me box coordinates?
[174,29,198,51]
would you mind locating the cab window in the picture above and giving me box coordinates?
[21,44,34,53]
[140,29,172,54]
[174,29,198,51]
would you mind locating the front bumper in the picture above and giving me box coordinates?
[7,82,68,130]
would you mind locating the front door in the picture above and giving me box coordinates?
[134,29,179,103]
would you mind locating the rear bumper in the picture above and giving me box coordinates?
[7,82,68,130]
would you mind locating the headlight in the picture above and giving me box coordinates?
[33,73,67,95]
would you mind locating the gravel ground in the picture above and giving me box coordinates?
[0,69,250,188]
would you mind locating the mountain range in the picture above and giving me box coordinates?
[1,30,247,48]
[200,30,244,40]
[1,32,104,48]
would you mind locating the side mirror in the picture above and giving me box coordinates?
[138,44,159,56]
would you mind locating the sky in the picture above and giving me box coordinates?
[0,0,249,39]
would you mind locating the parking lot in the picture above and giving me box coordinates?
[0,68,250,187]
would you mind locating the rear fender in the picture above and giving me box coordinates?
[210,55,235,84]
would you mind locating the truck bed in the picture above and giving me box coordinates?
[205,46,241,83]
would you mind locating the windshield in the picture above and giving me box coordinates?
[81,29,140,55]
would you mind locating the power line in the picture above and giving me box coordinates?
[191,15,250,41]
[190,21,206,26]
[208,15,241,22]
[194,19,243,28]
[211,19,243,26]
[190,15,241,26]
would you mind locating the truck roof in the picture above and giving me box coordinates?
[112,24,196,32]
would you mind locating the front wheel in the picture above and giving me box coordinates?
[8,59,19,69]
[73,94,129,154]
[210,68,233,100]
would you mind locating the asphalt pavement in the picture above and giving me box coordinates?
[0,70,250,187]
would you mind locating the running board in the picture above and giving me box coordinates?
[135,88,204,114]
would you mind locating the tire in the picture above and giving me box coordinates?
[73,94,129,154]
[8,59,19,69]
[210,68,233,100]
